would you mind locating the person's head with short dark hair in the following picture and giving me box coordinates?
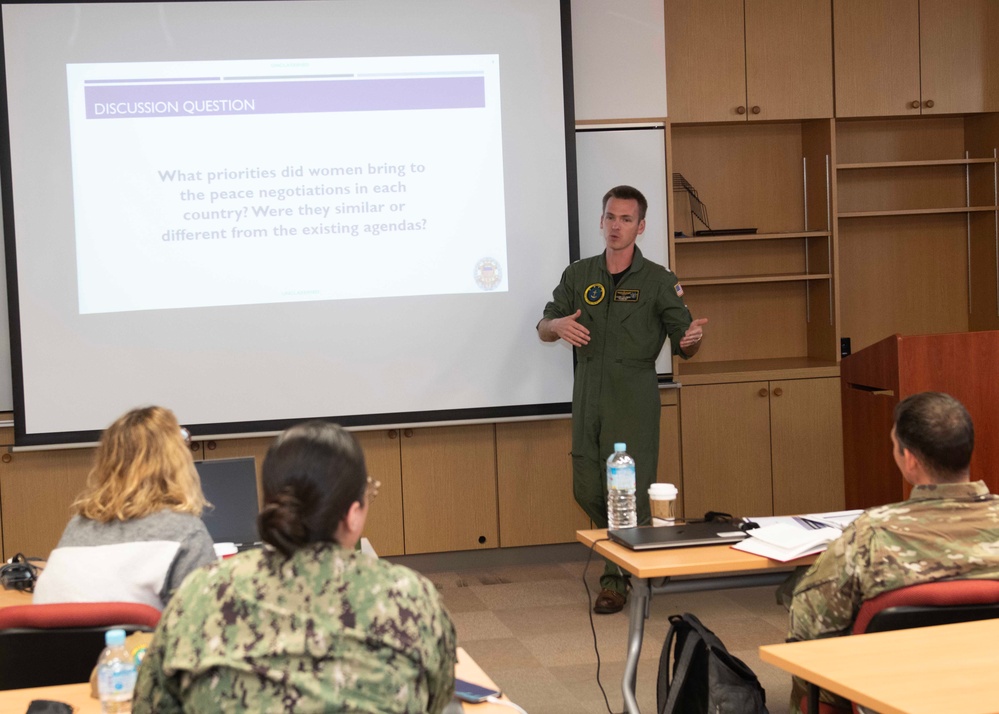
[892,392,974,483]
[257,421,371,557]
[602,185,648,221]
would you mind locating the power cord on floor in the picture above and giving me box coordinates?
[583,538,625,714]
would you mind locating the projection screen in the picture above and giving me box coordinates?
[0,0,576,445]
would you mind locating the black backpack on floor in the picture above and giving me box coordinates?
[656,612,770,714]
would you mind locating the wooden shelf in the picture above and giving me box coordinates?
[838,206,998,219]
[677,357,840,385]
[674,230,831,245]
[838,158,999,170]
[683,272,832,286]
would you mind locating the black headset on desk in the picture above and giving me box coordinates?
[0,553,42,592]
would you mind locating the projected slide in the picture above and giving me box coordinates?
[66,55,508,314]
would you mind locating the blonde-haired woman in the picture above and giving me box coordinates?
[33,406,216,609]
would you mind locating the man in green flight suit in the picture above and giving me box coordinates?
[538,185,707,614]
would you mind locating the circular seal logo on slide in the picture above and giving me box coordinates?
[584,283,605,305]
[474,258,502,291]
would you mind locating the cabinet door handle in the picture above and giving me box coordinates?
[758,388,768,398]
[387,429,398,439]
[773,387,783,397]
[911,100,920,109]
[751,105,761,115]
[736,105,747,115]
[403,428,414,438]
[924,99,935,108]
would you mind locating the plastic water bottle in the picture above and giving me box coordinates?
[607,442,637,529]
[97,628,137,714]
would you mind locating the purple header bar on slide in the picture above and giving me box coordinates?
[84,76,485,119]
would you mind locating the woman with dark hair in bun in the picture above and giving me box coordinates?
[134,421,458,714]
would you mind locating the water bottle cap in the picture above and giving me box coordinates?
[105,628,126,646]
[613,442,626,452]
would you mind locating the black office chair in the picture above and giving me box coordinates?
[0,602,161,690]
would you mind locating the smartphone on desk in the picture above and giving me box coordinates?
[454,678,502,703]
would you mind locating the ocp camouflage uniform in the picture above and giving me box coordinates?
[133,542,457,714]
[787,480,999,713]
[543,246,692,592]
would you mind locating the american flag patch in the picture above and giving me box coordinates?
[675,283,684,297]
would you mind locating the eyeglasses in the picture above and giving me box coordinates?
[180,427,192,445]
[366,476,381,503]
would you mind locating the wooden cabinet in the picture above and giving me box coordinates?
[680,377,844,519]
[834,0,999,118]
[966,114,999,333]
[495,390,682,546]
[669,119,839,377]
[657,389,683,517]
[496,418,587,547]
[352,430,405,556]
[666,0,832,123]
[399,424,498,554]
[770,377,845,515]
[0,447,94,560]
[836,115,999,353]
[680,381,772,518]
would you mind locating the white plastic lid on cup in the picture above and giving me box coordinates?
[648,483,678,499]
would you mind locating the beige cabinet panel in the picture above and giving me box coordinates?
[834,0,920,118]
[770,378,845,515]
[680,382,773,518]
[667,0,832,123]
[666,0,746,123]
[681,378,845,520]
[658,402,683,517]
[353,430,405,556]
[496,419,587,547]
[0,447,94,560]
[400,424,497,554]
[919,0,999,115]
[835,0,999,117]
[745,0,833,121]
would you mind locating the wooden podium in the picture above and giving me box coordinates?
[840,331,999,509]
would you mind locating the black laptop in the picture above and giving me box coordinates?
[608,522,748,551]
[195,457,261,549]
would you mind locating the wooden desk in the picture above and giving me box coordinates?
[577,528,816,714]
[0,588,32,610]
[0,647,512,713]
[759,619,999,714]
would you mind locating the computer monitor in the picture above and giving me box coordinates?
[195,457,260,545]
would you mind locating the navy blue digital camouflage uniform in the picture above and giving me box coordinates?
[134,542,457,713]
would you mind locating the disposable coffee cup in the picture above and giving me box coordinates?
[649,483,678,526]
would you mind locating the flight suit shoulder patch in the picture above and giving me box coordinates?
[584,283,605,305]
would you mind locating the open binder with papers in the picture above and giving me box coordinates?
[732,510,862,562]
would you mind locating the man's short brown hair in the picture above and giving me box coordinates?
[602,185,648,221]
